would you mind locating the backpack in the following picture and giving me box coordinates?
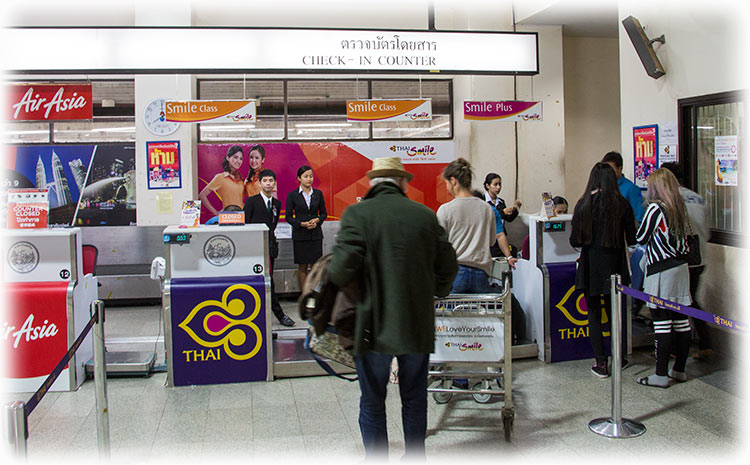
[298,254,358,380]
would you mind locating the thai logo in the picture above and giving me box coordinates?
[555,285,610,337]
[178,284,263,360]
[203,235,235,266]
[7,241,39,274]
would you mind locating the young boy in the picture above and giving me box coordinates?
[243,169,295,327]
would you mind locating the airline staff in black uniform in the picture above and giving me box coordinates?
[244,169,295,327]
[285,165,327,292]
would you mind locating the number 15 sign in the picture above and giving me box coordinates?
[147,141,182,189]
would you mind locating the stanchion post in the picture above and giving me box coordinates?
[4,401,28,459]
[588,274,646,438]
[91,300,111,460]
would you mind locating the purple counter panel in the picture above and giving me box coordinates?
[547,262,611,363]
[169,275,268,386]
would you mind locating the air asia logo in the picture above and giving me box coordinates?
[2,314,60,349]
[178,284,263,361]
[555,285,609,339]
[443,341,484,351]
[389,144,437,158]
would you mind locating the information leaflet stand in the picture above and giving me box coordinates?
[2,228,97,392]
[162,224,272,386]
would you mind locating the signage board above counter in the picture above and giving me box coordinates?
[165,100,257,123]
[5,83,93,121]
[5,28,538,75]
[346,99,431,122]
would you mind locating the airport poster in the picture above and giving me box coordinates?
[633,124,658,189]
[147,140,181,189]
[196,141,454,225]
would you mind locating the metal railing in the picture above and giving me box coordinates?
[4,300,110,460]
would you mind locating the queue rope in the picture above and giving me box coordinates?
[616,284,746,334]
[23,308,99,418]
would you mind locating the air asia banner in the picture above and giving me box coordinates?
[3,282,69,385]
[347,99,432,122]
[169,276,269,386]
[165,100,257,123]
[2,144,136,227]
[197,141,454,224]
[5,84,93,121]
[463,101,542,122]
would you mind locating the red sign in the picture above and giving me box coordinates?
[6,189,49,229]
[5,84,93,121]
[4,282,70,379]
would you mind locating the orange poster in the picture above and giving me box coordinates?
[346,99,431,122]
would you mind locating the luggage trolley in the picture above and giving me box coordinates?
[428,259,514,441]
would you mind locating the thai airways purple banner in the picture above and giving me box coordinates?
[463,101,542,122]
[169,275,269,386]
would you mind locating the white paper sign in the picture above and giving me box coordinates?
[659,121,679,145]
[430,317,504,363]
[715,135,739,186]
[659,144,678,164]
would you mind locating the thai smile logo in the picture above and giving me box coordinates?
[178,284,263,361]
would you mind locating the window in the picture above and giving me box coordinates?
[679,90,747,246]
[197,78,453,142]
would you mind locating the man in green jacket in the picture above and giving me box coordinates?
[329,156,458,460]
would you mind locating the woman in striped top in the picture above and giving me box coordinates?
[635,168,692,388]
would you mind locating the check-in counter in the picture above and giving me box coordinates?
[162,224,273,386]
[513,214,608,363]
[2,228,97,392]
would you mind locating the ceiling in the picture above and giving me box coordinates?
[516,0,620,38]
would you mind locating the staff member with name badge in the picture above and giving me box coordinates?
[285,165,327,291]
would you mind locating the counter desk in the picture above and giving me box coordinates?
[513,215,627,363]
[162,224,273,386]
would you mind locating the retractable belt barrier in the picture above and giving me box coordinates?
[5,300,110,460]
[616,284,746,333]
[24,308,98,417]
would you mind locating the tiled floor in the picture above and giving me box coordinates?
[2,301,748,463]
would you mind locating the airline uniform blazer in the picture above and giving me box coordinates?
[244,194,281,259]
[285,188,327,241]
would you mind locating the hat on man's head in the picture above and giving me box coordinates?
[366,156,414,181]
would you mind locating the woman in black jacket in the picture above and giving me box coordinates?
[570,162,637,378]
[285,165,327,291]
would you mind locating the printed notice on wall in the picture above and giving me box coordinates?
[659,121,678,165]
[7,188,49,229]
[715,135,738,186]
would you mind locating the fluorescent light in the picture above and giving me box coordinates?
[295,123,352,128]
[3,130,49,135]
[201,124,256,130]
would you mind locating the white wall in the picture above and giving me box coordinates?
[618,1,749,327]
[562,36,621,204]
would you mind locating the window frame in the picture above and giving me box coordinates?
[678,89,747,247]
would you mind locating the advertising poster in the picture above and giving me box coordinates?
[2,144,136,227]
[147,141,181,189]
[633,125,658,189]
[714,135,738,186]
[74,144,137,226]
[197,141,454,224]
[2,145,94,226]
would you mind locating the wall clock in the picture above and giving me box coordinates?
[143,98,179,136]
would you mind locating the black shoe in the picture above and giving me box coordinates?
[591,362,609,378]
[621,359,630,370]
[279,315,295,327]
